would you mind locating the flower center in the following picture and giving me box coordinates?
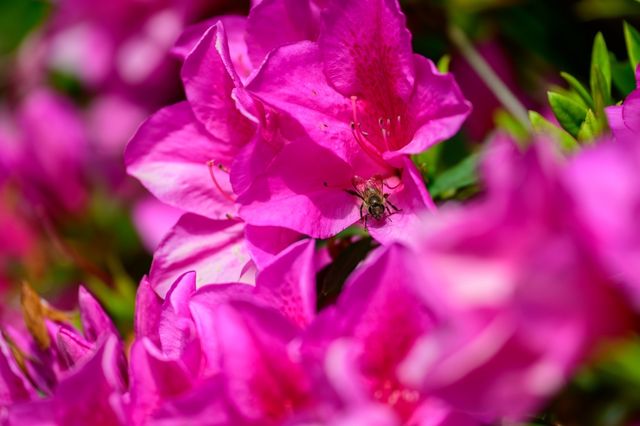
[350,96,407,170]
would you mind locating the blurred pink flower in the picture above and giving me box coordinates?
[303,245,476,425]
[564,135,640,308]
[0,89,88,214]
[398,136,632,422]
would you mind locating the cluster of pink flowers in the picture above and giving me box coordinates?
[2,0,640,425]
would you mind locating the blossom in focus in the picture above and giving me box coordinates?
[127,239,319,424]
[238,0,471,240]
[125,15,303,294]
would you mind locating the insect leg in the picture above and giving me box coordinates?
[346,189,365,200]
[386,198,401,212]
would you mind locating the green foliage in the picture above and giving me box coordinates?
[494,110,529,143]
[0,0,50,55]
[624,21,640,71]
[86,259,137,333]
[611,56,636,97]
[561,72,593,107]
[437,54,451,73]
[529,111,579,152]
[546,31,619,144]
[548,91,588,137]
[590,32,612,105]
[577,109,602,142]
[428,153,478,200]
[316,238,373,310]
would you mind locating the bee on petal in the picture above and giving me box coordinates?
[347,176,400,229]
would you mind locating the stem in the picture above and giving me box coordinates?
[448,26,531,130]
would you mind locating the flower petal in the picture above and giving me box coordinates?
[254,239,317,327]
[386,56,471,159]
[149,214,252,297]
[125,102,236,219]
[319,0,414,101]
[237,133,359,238]
[244,224,301,269]
[246,0,319,66]
[78,286,118,342]
[181,22,255,156]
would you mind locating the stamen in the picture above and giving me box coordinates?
[381,128,389,147]
[350,122,390,170]
[349,97,391,171]
[350,96,359,123]
[207,160,236,203]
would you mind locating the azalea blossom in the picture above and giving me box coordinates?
[2,287,127,425]
[398,135,633,422]
[237,0,471,240]
[563,135,640,308]
[127,239,319,424]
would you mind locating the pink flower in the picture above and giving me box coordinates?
[0,89,88,214]
[174,0,322,79]
[132,197,183,252]
[147,213,299,297]
[126,19,303,293]
[33,0,227,94]
[126,22,254,220]
[5,335,126,426]
[127,239,320,423]
[563,135,640,308]
[237,0,470,240]
[304,245,476,425]
[2,288,127,425]
[397,136,632,422]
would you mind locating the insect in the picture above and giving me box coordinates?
[346,176,400,229]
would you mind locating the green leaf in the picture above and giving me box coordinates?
[624,21,640,71]
[494,109,529,143]
[591,66,612,128]
[428,154,478,199]
[437,54,451,73]
[577,109,602,142]
[590,32,612,104]
[547,91,589,137]
[560,72,593,107]
[611,57,636,97]
[316,238,373,310]
[0,0,49,54]
[529,111,579,152]
[412,143,442,180]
